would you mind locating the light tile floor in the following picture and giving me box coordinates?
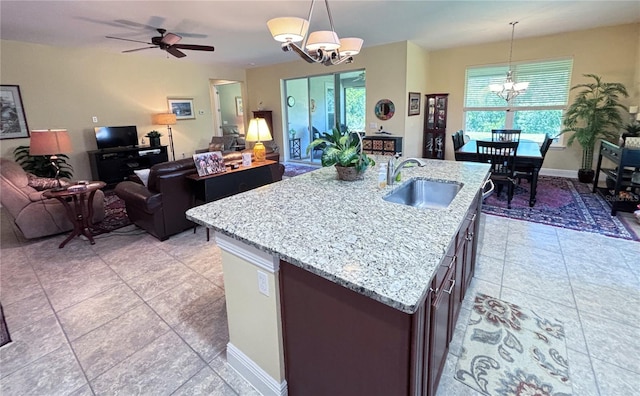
[0,210,638,395]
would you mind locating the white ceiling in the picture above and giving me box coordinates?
[1,1,639,68]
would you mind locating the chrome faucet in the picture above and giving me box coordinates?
[387,157,428,185]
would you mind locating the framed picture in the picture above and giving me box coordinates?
[193,151,226,177]
[168,98,195,120]
[408,92,421,116]
[1,85,30,139]
[235,96,244,116]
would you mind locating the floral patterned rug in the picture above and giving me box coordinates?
[283,162,319,178]
[483,176,639,241]
[455,294,572,396]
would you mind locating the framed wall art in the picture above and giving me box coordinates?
[235,96,244,116]
[168,98,195,120]
[408,92,421,116]
[1,85,30,139]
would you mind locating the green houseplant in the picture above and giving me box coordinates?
[307,127,375,180]
[13,145,74,179]
[560,74,628,183]
[145,130,162,147]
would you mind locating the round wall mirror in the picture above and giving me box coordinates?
[375,99,395,120]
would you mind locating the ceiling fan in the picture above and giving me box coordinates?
[106,28,214,58]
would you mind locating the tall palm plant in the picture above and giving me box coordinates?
[560,74,628,181]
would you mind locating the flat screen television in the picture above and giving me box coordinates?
[94,126,138,150]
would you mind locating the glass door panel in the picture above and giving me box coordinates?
[284,78,309,161]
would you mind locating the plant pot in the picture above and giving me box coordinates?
[149,137,161,147]
[335,165,364,181]
[578,169,595,183]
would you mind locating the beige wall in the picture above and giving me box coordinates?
[0,40,245,180]
[428,23,639,170]
[246,41,413,155]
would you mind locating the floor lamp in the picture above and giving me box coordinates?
[152,113,177,161]
[29,129,73,191]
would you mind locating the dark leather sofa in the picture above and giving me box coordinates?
[114,152,283,241]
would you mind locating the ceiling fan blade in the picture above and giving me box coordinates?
[122,46,157,53]
[162,33,182,46]
[173,44,215,52]
[113,19,158,31]
[166,46,187,58]
[106,36,153,45]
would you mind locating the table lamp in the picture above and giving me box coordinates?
[246,118,273,162]
[29,129,73,191]
[152,113,177,161]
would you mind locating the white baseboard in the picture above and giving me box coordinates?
[538,168,576,178]
[227,343,288,396]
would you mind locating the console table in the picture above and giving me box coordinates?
[43,181,106,248]
[362,136,403,156]
[593,140,640,215]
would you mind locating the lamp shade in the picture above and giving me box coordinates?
[338,37,363,56]
[268,17,309,43]
[152,113,177,125]
[306,31,340,51]
[29,129,72,155]
[245,118,273,142]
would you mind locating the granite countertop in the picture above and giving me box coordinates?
[186,157,490,314]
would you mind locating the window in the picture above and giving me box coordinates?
[464,59,573,144]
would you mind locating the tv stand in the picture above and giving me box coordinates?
[88,146,168,186]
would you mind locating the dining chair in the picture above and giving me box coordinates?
[516,133,553,184]
[491,129,522,142]
[476,141,519,208]
[451,130,464,151]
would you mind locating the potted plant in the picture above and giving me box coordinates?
[560,74,628,183]
[307,127,375,181]
[13,145,73,178]
[145,130,162,147]
[621,122,640,146]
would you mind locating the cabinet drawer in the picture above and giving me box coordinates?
[431,262,455,309]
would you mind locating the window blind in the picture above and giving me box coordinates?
[465,59,573,108]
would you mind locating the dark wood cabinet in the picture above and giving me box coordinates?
[362,136,403,156]
[88,146,168,186]
[423,94,448,159]
[280,190,481,395]
[593,140,640,215]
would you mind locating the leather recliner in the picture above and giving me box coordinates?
[114,158,197,241]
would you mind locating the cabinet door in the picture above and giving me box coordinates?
[428,258,455,394]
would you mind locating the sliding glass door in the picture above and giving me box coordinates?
[283,70,365,164]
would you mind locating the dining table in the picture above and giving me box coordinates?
[455,139,543,207]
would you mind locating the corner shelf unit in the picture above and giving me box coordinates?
[593,140,640,215]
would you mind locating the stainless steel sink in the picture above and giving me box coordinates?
[383,178,463,209]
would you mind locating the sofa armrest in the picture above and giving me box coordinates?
[114,181,162,213]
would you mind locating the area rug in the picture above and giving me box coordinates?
[483,175,640,241]
[0,303,10,347]
[283,162,319,178]
[95,190,131,234]
[455,293,572,396]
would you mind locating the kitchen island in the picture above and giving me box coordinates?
[186,157,490,396]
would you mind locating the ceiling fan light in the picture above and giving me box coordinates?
[306,31,340,51]
[163,33,181,46]
[268,17,309,43]
[338,37,363,56]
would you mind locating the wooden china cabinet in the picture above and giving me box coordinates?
[423,93,448,159]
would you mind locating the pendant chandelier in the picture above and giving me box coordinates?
[267,0,363,66]
[489,21,529,103]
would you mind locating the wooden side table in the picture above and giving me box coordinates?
[43,181,106,248]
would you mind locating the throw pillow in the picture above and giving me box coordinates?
[133,169,151,187]
[26,173,70,191]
